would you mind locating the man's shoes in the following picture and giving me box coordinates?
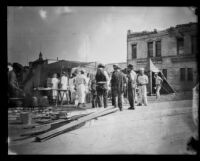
[128,107,135,110]
[137,103,142,106]
[119,108,123,111]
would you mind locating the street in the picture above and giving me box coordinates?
[10,99,195,154]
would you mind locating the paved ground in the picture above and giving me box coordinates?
[9,99,196,154]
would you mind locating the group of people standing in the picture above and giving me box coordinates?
[45,63,163,109]
[110,64,149,111]
[46,69,91,107]
[90,63,163,111]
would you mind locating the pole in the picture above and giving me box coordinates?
[150,71,152,95]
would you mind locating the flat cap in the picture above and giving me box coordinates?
[139,68,145,71]
[127,64,133,68]
[113,64,120,69]
[98,63,105,68]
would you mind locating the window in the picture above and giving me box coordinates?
[131,44,137,59]
[156,41,161,57]
[162,69,167,79]
[187,68,193,81]
[148,42,153,57]
[177,37,184,55]
[191,36,197,55]
[180,68,186,81]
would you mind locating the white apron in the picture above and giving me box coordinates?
[51,78,59,99]
[60,76,68,101]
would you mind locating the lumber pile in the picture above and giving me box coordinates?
[9,106,118,145]
[35,107,118,142]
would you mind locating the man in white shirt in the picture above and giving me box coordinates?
[51,73,60,104]
[154,72,163,100]
[137,68,149,106]
[59,71,68,103]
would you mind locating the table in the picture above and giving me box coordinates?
[55,89,70,107]
[34,87,70,107]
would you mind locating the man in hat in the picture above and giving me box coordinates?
[127,64,137,110]
[154,72,163,100]
[95,63,110,108]
[110,64,127,111]
[137,68,148,106]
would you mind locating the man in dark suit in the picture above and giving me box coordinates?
[127,64,137,110]
[110,64,127,111]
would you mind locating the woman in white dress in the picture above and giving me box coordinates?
[74,69,87,107]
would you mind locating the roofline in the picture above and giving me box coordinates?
[127,22,197,38]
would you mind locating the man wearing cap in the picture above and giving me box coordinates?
[127,64,137,110]
[95,63,110,108]
[137,68,149,106]
[110,64,127,111]
[154,72,163,100]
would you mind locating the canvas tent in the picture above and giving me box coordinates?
[145,58,175,95]
[22,60,97,95]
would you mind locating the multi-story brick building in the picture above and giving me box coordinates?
[127,22,198,92]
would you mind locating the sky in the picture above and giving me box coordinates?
[7,7,197,66]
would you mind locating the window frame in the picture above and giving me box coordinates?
[147,41,153,58]
[131,44,137,59]
[191,35,197,55]
[187,68,193,81]
[177,37,184,55]
[180,68,186,81]
[155,40,161,57]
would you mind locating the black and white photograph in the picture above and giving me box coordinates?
[7,6,199,155]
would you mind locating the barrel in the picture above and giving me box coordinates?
[20,112,32,125]
[38,96,49,107]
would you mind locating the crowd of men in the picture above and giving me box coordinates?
[8,62,163,109]
[43,63,162,110]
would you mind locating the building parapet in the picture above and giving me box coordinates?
[127,22,197,39]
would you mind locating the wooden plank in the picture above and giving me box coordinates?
[36,107,117,141]
[37,108,118,142]
[9,112,95,145]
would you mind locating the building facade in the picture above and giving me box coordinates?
[127,22,198,92]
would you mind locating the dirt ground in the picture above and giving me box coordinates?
[9,99,196,154]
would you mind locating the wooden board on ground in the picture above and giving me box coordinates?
[9,111,95,145]
[36,107,118,142]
